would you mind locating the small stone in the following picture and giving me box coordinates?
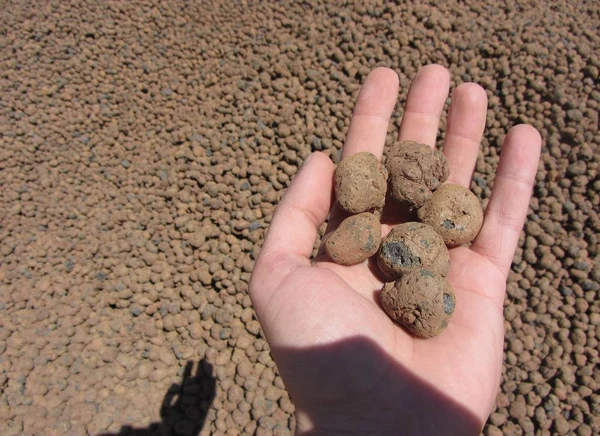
[334,152,387,214]
[377,222,449,280]
[386,141,449,207]
[149,368,169,382]
[380,269,455,338]
[188,323,203,340]
[138,362,153,380]
[130,305,143,316]
[509,400,527,419]
[101,347,119,363]
[325,212,382,266]
[189,232,206,248]
[96,271,107,281]
[417,184,483,247]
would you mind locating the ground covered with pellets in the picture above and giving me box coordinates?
[0,1,598,435]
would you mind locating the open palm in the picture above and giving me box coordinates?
[249,66,541,435]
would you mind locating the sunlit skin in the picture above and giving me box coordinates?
[250,65,542,434]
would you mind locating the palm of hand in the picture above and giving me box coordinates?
[250,66,541,434]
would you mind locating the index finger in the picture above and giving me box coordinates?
[341,67,399,160]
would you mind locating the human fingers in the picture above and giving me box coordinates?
[250,152,335,305]
[324,68,398,232]
[471,125,542,278]
[378,65,449,227]
[397,64,450,147]
[341,67,399,160]
[443,83,488,187]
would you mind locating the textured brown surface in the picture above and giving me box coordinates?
[386,141,449,207]
[380,269,455,338]
[325,213,381,266]
[377,222,450,280]
[0,1,599,435]
[334,152,387,214]
[417,184,484,247]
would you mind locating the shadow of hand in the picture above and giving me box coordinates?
[98,360,215,436]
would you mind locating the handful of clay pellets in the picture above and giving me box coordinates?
[325,141,484,338]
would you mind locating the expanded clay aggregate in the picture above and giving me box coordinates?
[0,1,599,435]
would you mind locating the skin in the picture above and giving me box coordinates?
[249,65,542,434]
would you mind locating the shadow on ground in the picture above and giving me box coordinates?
[98,360,216,436]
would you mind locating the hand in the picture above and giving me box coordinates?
[249,65,541,435]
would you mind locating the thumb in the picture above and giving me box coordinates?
[249,152,335,308]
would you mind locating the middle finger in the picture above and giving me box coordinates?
[397,64,450,147]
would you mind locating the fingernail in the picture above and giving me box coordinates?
[298,153,314,172]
